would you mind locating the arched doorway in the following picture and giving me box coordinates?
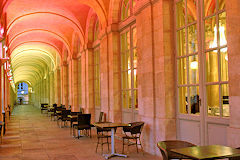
[17,82,29,105]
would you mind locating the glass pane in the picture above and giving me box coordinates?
[120,33,127,52]
[219,12,227,47]
[133,48,137,68]
[218,0,225,10]
[134,90,138,109]
[206,51,218,82]
[128,70,131,89]
[220,47,228,81]
[188,24,198,53]
[205,16,216,50]
[133,27,137,47]
[179,87,188,114]
[207,85,219,116]
[189,55,199,84]
[121,51,130,71]
[122,91,129,109]
[190,86,199,114]
[127,90,132,108]
[204,0,216,17]
[221,84,229,117]
[177,29,186,56]
[133,69,137,88]
[178,58,187,84]
[121,71,130,89]
[121,0,130,21]
[127,31,130,50]
[187,0,197,23]
[176,0,185,28]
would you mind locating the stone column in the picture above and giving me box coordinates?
[61,63,69,106]
[100,24,122,123]
[54,67,61,105]
[85,46,94,117]
[135,0,176,154]
[71,58,79,111]
[49,71,55,105]
[227,0,240,147]
[99,31,110,121]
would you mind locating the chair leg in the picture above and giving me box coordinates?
[96,137,99,153]
[101,136,103,154]
[136,138,138,153]
[107,137,109,151]
[139,138,144,155]
[122,138,125,153]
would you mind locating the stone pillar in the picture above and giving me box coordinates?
[101,24,122,123]
[61,63,69,106]
[85,46,94,117]
[81,50,87,110]
[54,68,61,105]
[99,31,110,121]
[135,0,176,154]
[71,58,79,111]
[49,71,55,105]
[227,0,240,147]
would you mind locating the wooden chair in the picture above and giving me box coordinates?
[122,122,144,154]
[95,112,113,153]
[157,140,196,160]
[40,103,48,114]
[61,110,71,127]
[73,114,92,138]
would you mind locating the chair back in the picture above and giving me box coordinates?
[77,114,91,125]
[157,142,168,160]
[157,140,196,159]
[71,112,82,116]
[62,110,71,118]
[98,112,104,123]
[129,122,144,135]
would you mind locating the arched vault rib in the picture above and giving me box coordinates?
[8,29,71,57]
[7,12,85,45]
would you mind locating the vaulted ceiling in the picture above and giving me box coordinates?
[0,0,109,86]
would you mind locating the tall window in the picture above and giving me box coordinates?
[121,0,136,21]
[93,18,101,108]
[176,0,228,117]
[120,0,138,112]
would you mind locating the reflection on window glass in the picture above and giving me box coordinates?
[205,16,216,50]
[134,90,138,109]
[188,24,198,53]
[179,87,188,114]
[121,0,130,21]
[218,0,225,10]
[133,28,137,47]
[207,85,219,116]
[204,0,216,17]
[189,55,199,84]
[133,69,137,88]
[178,58,187,84]
[221,84,229,117]
[177,29,186,56]
[219,12,227,47]
[176,0,185,28]
[187,0,197,23]
[220,48,228,81]
[190,86,199,114]
[206,51,218,82]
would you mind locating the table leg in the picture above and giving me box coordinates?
[103,128,127,159]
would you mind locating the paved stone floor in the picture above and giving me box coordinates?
[0,105,159,160]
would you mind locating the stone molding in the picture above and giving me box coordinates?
[134,0,159,15]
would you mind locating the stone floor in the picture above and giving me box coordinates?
[0,105,159,160]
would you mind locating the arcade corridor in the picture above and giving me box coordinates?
[1,0,240,158]
[0,105,158,160]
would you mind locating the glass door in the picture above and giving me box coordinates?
[175,0,228,145]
